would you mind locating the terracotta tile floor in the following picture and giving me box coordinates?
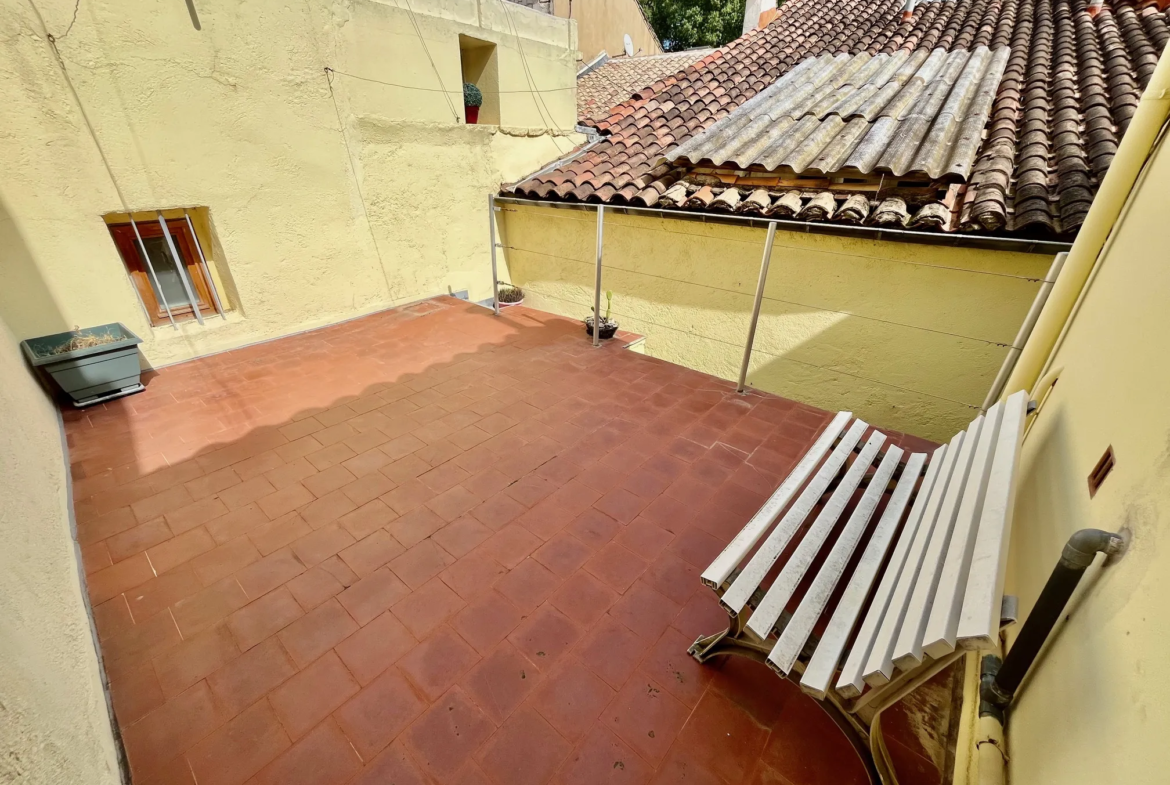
[66,297,944,785]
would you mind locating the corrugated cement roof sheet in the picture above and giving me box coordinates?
[666,44,1010,180]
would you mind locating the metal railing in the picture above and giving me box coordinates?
[487,195,1065,405]
[130,208,226,330]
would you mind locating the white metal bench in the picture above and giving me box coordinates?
[689,390,1029,784]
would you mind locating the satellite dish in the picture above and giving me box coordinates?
[623,34,634,56]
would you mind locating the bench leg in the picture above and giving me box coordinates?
[687,610,775,664]
[688,613,881,785]
[811,693,881,785]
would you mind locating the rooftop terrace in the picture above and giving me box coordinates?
[69,297,944,785]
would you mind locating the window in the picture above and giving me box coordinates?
[459,35,500,125]
[107,215,221,326]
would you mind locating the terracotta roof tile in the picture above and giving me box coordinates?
[577,50,715,123]
[509,0,1169,237]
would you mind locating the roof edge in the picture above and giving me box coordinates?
[494,195,1071,255]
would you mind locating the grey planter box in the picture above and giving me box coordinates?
[21,323,144,407]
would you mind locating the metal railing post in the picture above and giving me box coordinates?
[130,215,178,330]
[158,211,203,325]
[593,204,604,348]
[184,209,225,317]
[489,194,500,316]
[737,221,777,393]
[155,210,203,327]
[981,251,1068,410]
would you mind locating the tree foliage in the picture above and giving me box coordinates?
[638,0,746,52]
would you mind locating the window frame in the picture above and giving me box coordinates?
[108,218,216,326]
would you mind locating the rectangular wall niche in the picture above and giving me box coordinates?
[459,35,500,126]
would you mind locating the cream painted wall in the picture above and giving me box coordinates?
[551,0,661,62]
[499,202,1053,441]
[0,0,580,367]
[0,314,121,785]
[1000,107,1170,785]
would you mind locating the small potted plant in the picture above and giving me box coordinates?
[497,282,524,307]
[585,290,619,340]
[464,82,483,124]
[20,323,144,406]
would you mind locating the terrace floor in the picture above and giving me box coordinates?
[67,297,944,785]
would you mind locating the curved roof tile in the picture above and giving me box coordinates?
[508,0,1170,237]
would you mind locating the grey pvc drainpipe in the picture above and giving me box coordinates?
[980,528,1125,723]
[493,196,1073,256]
[981,252,1068,410]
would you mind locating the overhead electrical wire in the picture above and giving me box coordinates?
[400,0,461,121]
[325,67,578,95]
[324,68,402,305]
[499,0,571,153]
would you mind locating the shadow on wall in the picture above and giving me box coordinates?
[498,205,1049,440]
[0,192,69,340]
[0,198,123,781]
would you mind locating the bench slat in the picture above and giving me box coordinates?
[892,414,987,672]
[957,390,1028,649]
[834,449,937,699]
[748,431,888,641]
[720,418,869,616]
[922,401,1005,659]
[863,432,965,686]
[701,411,853,590]
[771,444,904,678]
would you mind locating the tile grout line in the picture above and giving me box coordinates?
[72,302,862,784]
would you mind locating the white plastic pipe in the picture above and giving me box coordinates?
[1004,50,1170,401]
[980,252,1066,411]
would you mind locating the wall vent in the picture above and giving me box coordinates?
[1087,446,1115,498]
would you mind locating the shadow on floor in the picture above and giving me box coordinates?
[66,296,950,785]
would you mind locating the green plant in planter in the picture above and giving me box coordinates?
[586,290,619,339]
[497,282,524,304]
[463,82,483,108]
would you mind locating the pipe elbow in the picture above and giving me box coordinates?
[979,654,1008,719]
[1061,528,1124,569]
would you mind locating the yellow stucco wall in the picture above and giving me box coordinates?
[0,0,577,778]
[0,313,121,785]
[499,202,1054,441]
[551,0,662,62]
[999,101,1170,785]
[0,0,581,367]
